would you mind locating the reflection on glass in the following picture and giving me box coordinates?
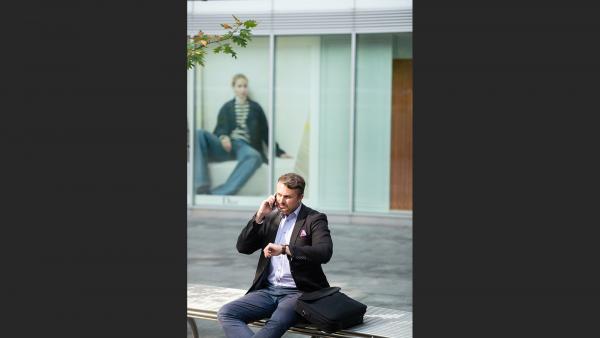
[274,36,319,200]
[274,35,352,208]
[317,35,351,211]
[355,33,412,212]
[194,74,289,196]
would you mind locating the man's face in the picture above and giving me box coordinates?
[275,181,303,215]
[233,78,248,99]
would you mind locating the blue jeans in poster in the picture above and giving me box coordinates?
[217,285,302,338]
[193,129,263,195]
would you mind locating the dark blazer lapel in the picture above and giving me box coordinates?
[290,205,309,246]
[267,211,282,244]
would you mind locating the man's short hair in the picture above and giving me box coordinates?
[278,173,305,195]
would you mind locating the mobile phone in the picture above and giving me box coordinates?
[271,193,279,209]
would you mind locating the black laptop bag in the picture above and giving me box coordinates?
[295,287,367,333]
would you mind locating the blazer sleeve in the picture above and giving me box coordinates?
[213,102,231,138]
[236,213,270,254]
[289,214,333,264]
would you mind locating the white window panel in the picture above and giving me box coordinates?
[187,0,412,35]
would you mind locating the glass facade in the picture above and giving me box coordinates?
[188,32,412,213]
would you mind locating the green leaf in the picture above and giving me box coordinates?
[231,35,247,47]
[243,20,257,28]
[222,44,237,59]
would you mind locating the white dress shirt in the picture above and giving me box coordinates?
[266,204,302,288]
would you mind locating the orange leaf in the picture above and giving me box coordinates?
[222,23,232,29]
[200,40,208,47]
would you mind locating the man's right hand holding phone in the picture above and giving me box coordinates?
[256,194,277,224]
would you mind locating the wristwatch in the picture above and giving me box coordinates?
[281,244,288,256]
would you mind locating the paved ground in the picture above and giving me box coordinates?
[187,213,412,338]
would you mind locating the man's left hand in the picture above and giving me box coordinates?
[263,243,284,258]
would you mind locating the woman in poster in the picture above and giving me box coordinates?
[194,74,290,195]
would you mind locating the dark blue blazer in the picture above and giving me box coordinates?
[213,98,285,163]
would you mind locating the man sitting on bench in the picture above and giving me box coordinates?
[217,173,334,338]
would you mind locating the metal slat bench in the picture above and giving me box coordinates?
[188,283,412,338]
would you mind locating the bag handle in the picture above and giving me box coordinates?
[298,287,341,301]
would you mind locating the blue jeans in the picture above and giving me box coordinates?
[217,285,302,338]
[193,129,263,195]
